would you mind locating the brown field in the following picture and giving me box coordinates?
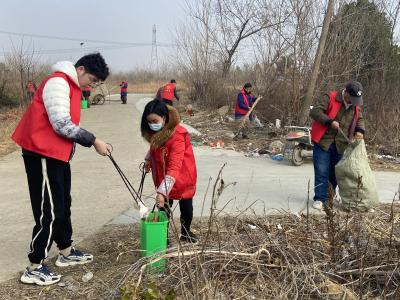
[0,108,24,157]
[106,80,189,95]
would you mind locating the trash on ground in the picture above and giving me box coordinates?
[209,140,225,149]
[272,154,284,161]
[82,271,94,282]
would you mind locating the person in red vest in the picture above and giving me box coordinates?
[82,84,92,107]
[141,99,198,244]
[120,80,128,104]
[26,80,37,101]
[235,82,257,139]
[12,53,110,286]
[155,79,180,106]
[310,81,365,210]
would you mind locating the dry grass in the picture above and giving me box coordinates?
[1,167,399,300]
[126,81,164,94]
[2,205,400,299]
[113,176,400,300]
[0,107,24,157]
[105,80,189,95]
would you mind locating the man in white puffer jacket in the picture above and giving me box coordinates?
[13,53,111,285]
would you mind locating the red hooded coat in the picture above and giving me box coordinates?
[146,106,197,200]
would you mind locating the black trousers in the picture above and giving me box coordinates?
[23,154,73,264]
[160,199,193,235]
[82,91,90,100]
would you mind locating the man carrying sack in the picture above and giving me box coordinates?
[310,81,370,210]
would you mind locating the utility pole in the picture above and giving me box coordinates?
[298,0,335,125]
[151,24,159,78]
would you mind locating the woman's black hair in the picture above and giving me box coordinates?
[243,82,252,89]
[141,99,169,137]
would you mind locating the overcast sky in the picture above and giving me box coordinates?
[0,0,184,72]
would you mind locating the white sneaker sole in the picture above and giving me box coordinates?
[55,258,93,267]
[20,274,61,286]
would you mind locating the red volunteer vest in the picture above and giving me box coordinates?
[235,89,250,115]
[311,91,359,143]
[12,72,82,162]
[160,83,175,100]
[120,82,128,93]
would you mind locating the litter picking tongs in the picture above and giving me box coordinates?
[106,143,148,215]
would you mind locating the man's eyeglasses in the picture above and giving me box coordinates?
[88,74,99,84]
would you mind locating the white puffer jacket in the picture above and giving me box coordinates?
[43,61,95,147]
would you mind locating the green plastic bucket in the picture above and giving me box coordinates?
[140,211,169,273]
[81,100,88,109]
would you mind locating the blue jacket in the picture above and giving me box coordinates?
[120,82,128,96]
[235,90,255,120]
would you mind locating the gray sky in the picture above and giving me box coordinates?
[0,0,184,72]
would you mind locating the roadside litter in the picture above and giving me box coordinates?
[209,140,225,149]
[271,154,284,161]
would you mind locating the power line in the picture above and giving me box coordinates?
[0,29,176,47]
[0,44,150,57]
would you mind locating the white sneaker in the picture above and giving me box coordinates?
[55,247,93,267]
[20,264,61,285]
[312,200,323,210]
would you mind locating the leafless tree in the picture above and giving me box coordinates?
[183,0,288,78]
[5,38,41,106]
[299,0,335,125]
[0,62,11,104]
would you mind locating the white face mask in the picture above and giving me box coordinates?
[148,122,163,132]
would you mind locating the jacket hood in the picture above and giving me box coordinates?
[52,61,79,86]
[144,105,180,148]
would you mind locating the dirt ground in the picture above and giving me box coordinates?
[0,224,139,300]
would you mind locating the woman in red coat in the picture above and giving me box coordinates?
[141,99,198,243]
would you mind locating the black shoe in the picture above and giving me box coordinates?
[180,231,199,243]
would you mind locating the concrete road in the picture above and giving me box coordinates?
[1,94,399,282]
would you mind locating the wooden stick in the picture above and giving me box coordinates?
[235,96,263,136]
[239,96,262,126]
[336,263,398,275]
